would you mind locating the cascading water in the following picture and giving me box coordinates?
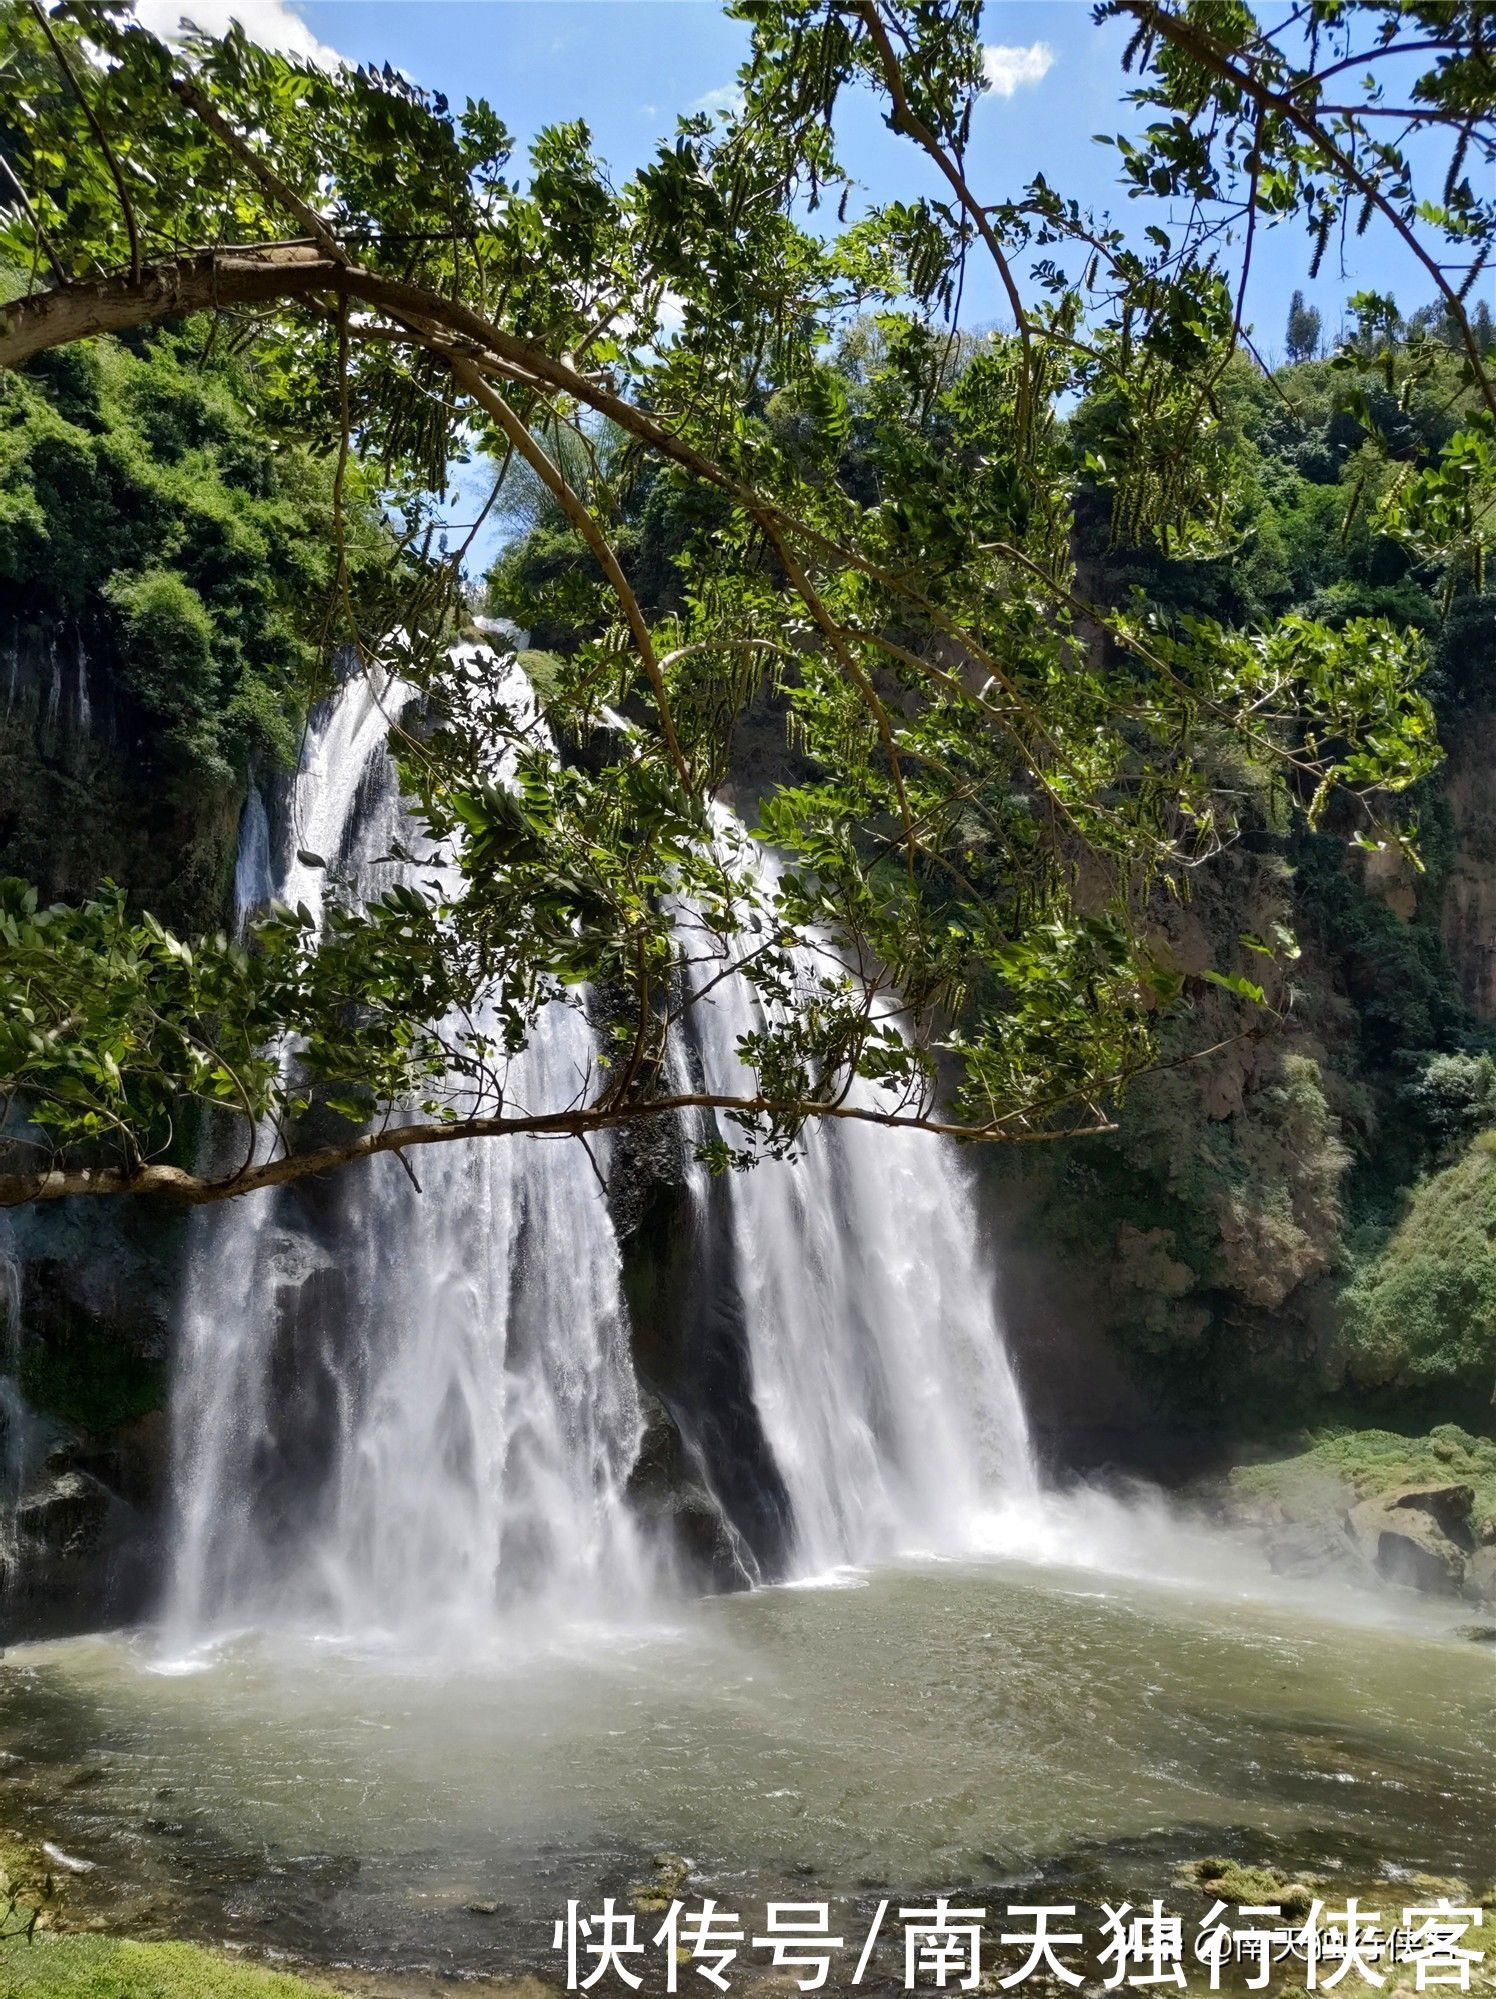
[164,653,649,1653]
[164,653,1041,1652]
[677,806,1038,1578]
[232,784,273,933]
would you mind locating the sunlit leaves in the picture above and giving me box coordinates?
[0,0,1490,1193]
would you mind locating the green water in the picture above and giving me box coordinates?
[0,1551,1490,1980]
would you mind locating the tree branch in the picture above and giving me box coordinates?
[1117,0,1496,422]
[854,0,1035,435]
[444,353,693,791]
[0,1088,1114,1208]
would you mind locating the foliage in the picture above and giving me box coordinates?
[1285,290,1321,366]
[1293,832,1470,1069]
[0,1836,53,1947]
[1393,1051,1496,1165]
[1002,314,1496,1417]
[0,330,404,799]
[1339,1130,1496,1398]
[0,0,1490,1201]
[0,869,473,1181]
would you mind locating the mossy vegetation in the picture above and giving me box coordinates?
[0,327,405,928]
[1339,1135,1496,1400]
[0,1937,344,1999]
[1,331,396,796]
[1230,1424,1496,1542]
[1183,1859,1315,1920]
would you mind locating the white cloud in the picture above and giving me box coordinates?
[692,82,744,119]
[980,41,1055,98]
[132,0,343,69]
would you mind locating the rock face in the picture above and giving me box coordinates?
[1441,708,1496,1020]
[599,1002,795,1587]
[1345,1484,1475,1596]
[2,1448,157,1640]
[0,627,242,934]
[0,1202,174,1642]
[625,1393,756,1593]
[1466,1545,1496,1603]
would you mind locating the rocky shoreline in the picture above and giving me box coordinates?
[1205,1424,1496,1613]
[2,1809,1493,1999]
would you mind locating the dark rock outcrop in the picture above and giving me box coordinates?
[626,1393,755,1593]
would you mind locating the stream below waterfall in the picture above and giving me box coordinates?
[0,1538,1491,1984]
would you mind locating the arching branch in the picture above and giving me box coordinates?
[0,1088,1112,1209]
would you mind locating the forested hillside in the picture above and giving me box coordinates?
[1007,319,1496,1442]
[4,297,1492,1488]
[2,10,1496,1987]
[1,329,404,926]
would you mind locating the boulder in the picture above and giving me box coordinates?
[1263,1518,1372,1582]
[1387,1482,1475,1531]
[1346,1490,1468,1596]
[15,1469,112,1563]
[1465,1545,1496,1605]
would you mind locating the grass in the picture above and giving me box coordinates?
[0,1936,342,1999]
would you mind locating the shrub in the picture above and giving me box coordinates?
[1340,1134,1496,1395]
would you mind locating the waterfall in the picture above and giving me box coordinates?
[232,784,273,932]
[74,637,92,738]
[678,807,1037,1578]
[163,657,1039,1652]
[164,654,649,1653]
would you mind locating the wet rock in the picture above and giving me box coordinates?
[626,1394,753,1593]
[2,1455,157,1641]
[1263,1516,1369,1582]
[630,1850,693,1913]
[109,1409,171,1510]
[1465,1545,1496,1604]
[15,1470,112,1564]
[1345,1490,1468,1595]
